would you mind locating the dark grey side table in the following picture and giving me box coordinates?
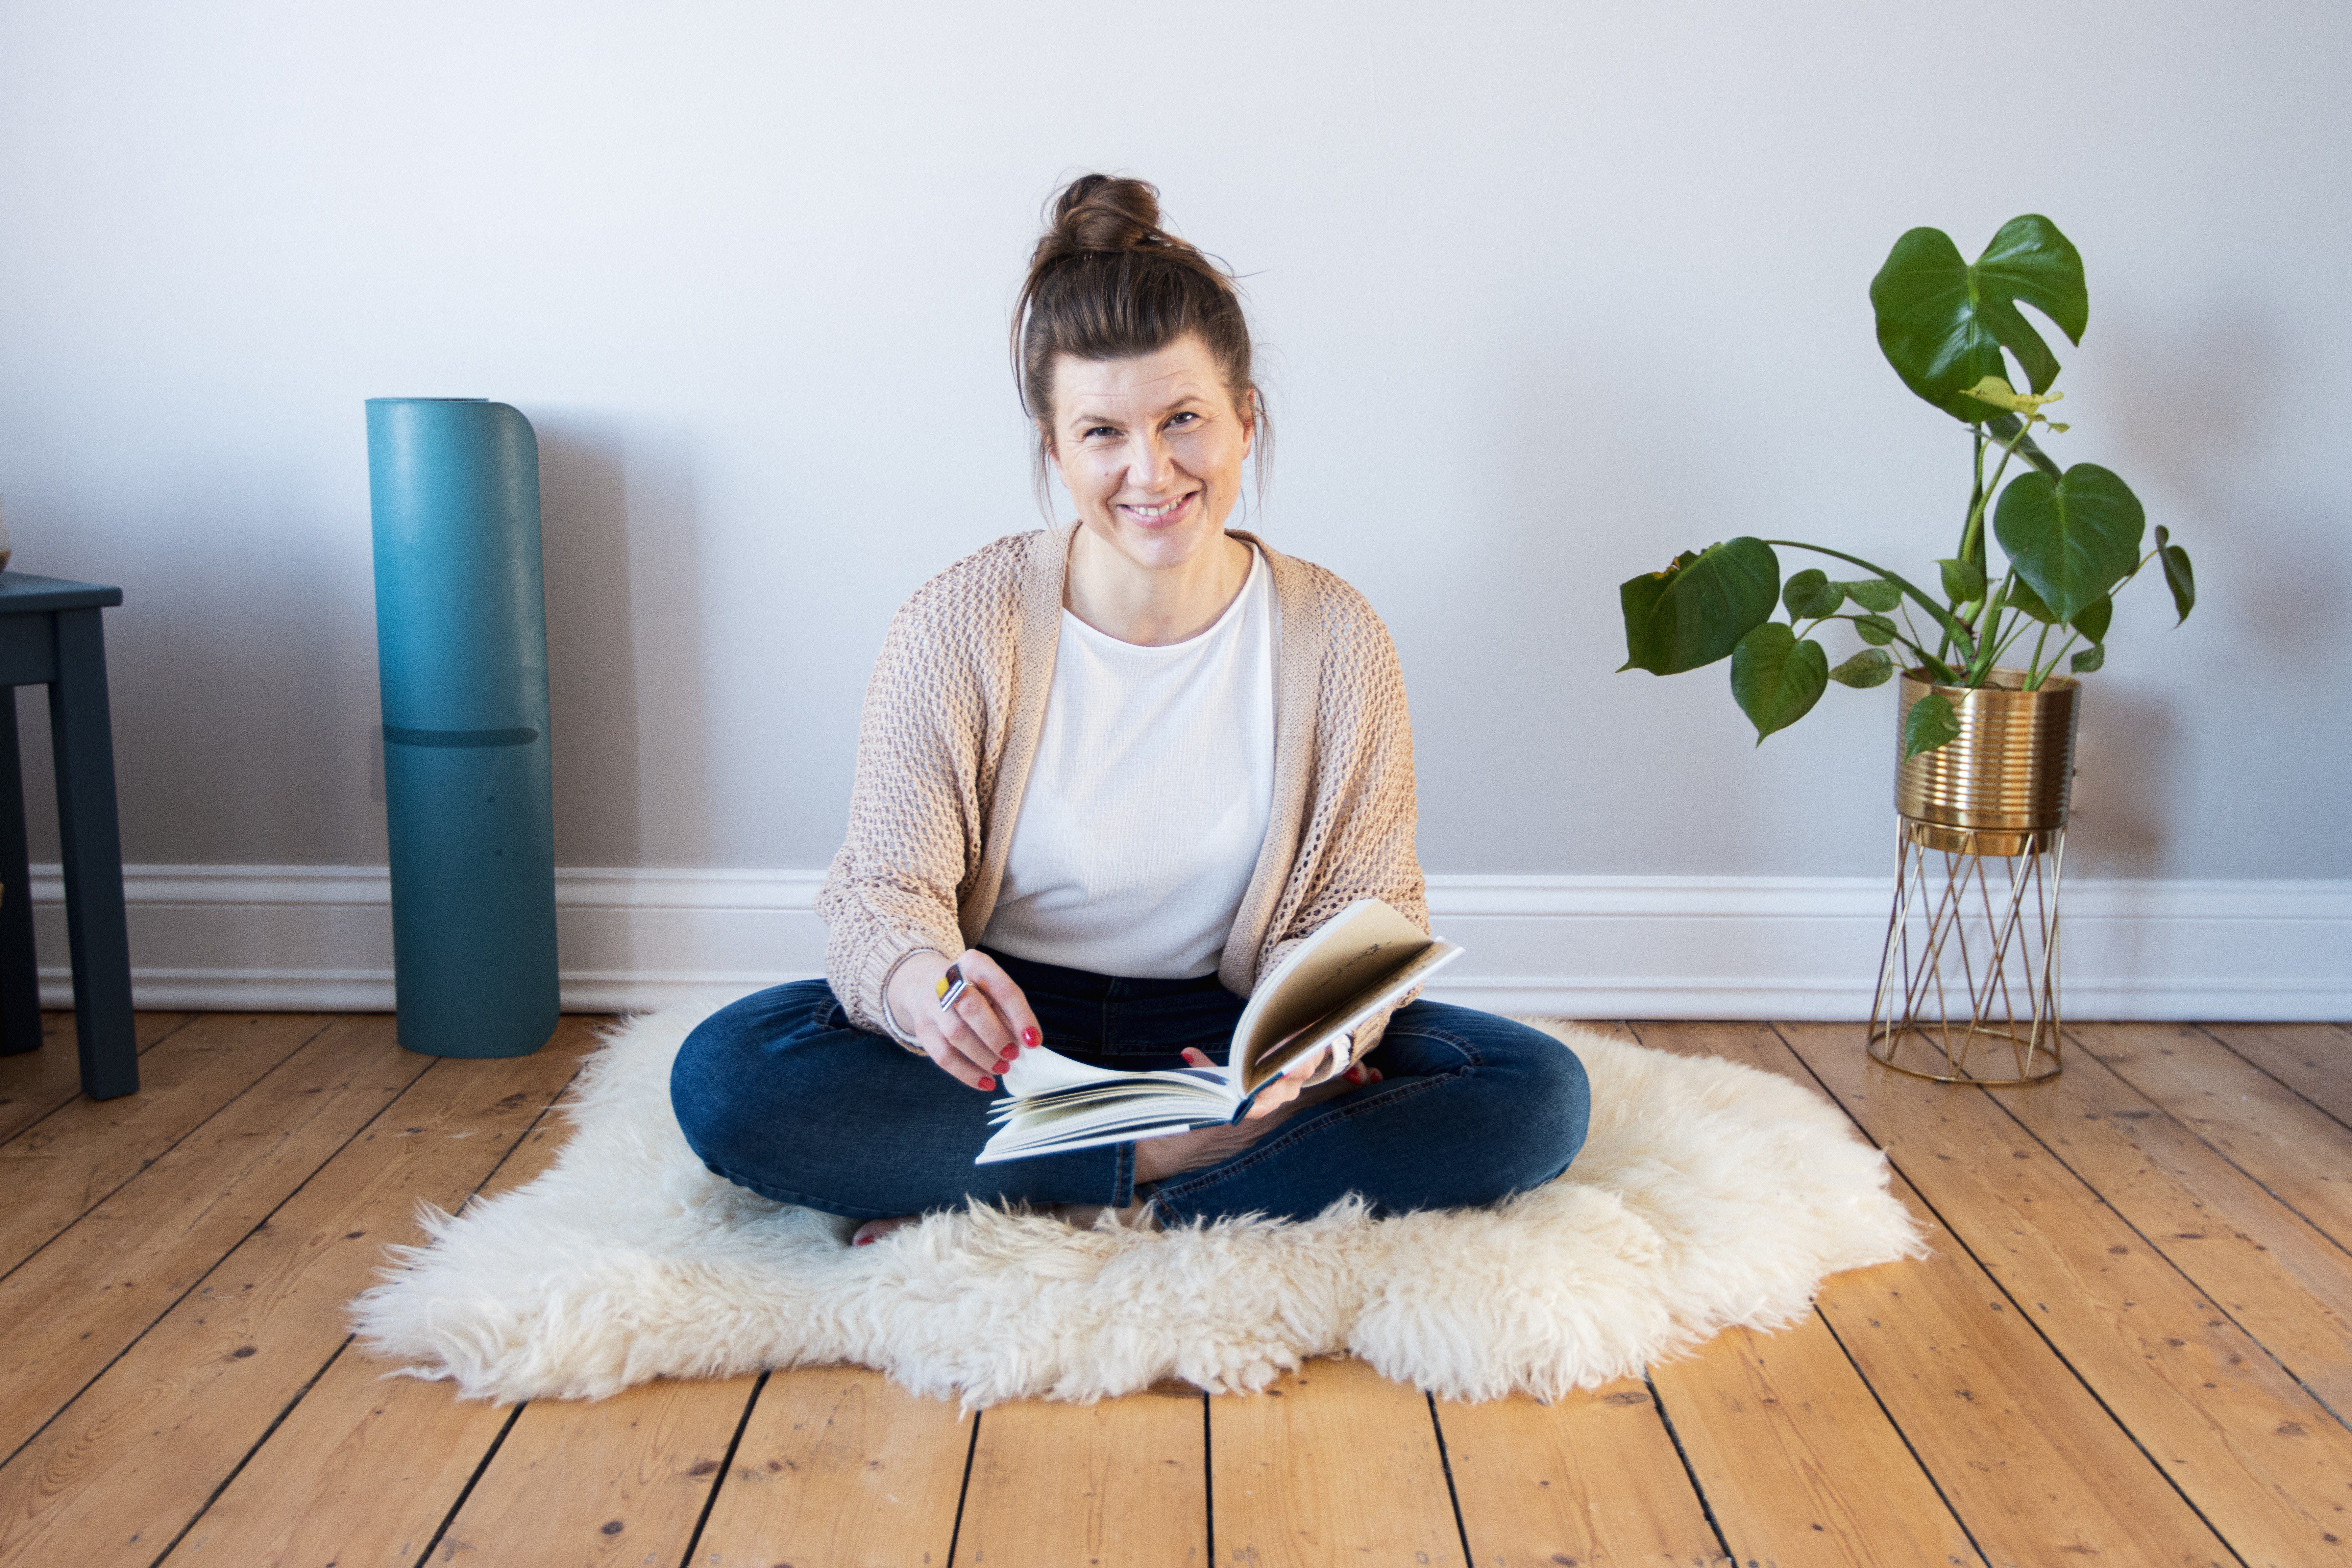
[0,573,134,1098]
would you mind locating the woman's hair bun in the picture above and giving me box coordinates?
[1013,172,1267,509]
[1043,173,1175,259]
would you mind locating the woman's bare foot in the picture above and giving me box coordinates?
[1133,1120,1258,1183]
[1133,1064,1381,1182]
[853,1198,1154,1246]
[1051,1194,1159,1232]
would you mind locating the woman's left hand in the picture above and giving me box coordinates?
[1178,1044,1382,1121]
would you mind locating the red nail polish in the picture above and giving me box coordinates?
[854,1234,875,1247]
[979,1076,995,1091]
[1021,1027,1040,1047]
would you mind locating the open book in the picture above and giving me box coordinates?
[975,899,1461,1165]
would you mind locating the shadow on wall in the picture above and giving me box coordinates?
[2068,684,2176,878]
[532,416,709,876]
[2097,297,2352,879]
[16,472,359,868]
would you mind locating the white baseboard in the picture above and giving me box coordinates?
[27,865,2351,1020]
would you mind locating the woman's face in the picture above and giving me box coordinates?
[1045,333,1254,574]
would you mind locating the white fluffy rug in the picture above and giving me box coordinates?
[350,1005,1923,1408]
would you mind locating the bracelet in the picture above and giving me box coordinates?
[877,947,949,1052]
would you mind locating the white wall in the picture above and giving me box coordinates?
[1,2,2345,926]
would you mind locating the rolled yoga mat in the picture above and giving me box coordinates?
[366,398,559,1057]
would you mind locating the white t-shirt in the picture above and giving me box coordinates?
[979,544,1277,979]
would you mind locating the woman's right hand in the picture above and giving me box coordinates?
[886,949,1043,1091]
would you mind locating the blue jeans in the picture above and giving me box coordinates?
[668,950,1591,1227]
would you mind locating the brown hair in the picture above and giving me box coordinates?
[1013,173,1268,510]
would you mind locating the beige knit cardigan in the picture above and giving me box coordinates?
[816,521,1428,1068]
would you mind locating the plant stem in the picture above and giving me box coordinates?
[2029,630,2081,690]
[1758,541,1975,659]
[1943,430,1988,664]
[1966,427,1986,563]
[1891,605,1939,669]
[1982,417,2035,507]
[1946,420,2037,657]
[1966,569,2017,684]
[2026,621,2051,685]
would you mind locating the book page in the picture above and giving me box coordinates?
[996,1044,1161,1100]
[976,1074,1229,1163]
[976,1109,1206,1163]
[1251,939,1462,1080]
[1229,898,1438,1092]
[987,1068,1227,1121]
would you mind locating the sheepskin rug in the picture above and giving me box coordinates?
[349,1005,1922,1408]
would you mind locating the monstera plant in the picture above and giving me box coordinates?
[1619,215,2195,757]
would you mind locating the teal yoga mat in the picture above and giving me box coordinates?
[366,398,559,1057]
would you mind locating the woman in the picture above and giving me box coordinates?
[671,175,1590,1246]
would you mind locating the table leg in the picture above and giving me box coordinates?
[0,692,39,1056]
[49,609,136,1098]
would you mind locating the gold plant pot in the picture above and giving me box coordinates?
[1870,668,2080,1085]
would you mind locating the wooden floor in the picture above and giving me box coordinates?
[0,1014,2347,1567]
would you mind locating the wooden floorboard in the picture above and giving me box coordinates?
[1648,1315,1978,1567]
[0,1013,335,1277]
[1780,1019,2352,1567]
[0,1020,591,1565]
[1210,1355,1465,1567]
[4,1010,2346,1568]
[1989,1026,2352,1421]
[2197,1022,2352,1131]
[1646,1021,2240,1567]
[2075,1022,2352,1250]
[1434,1376,1724,1567]
[958,1380,1208,1566]
[166,1101,583,1566]
[0,1011,192,1146]
[691,1364,972,1567]
[431,1371,761,1566]
[0,1015,425,1463]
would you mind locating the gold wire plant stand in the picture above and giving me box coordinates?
[1870,820,2066,1083]
[1867,669,2081,1086]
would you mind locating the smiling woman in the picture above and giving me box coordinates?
[1052,342,1256,646]
[1013,177,1267,509]
[668,174,1593,1249]
[1016,176,1264,646]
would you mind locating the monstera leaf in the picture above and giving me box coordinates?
[1836,578,1902,613]
[2070,593,2113,646]
[1939,556,1987,604]
[1731,623,1828,741]
[2157,524,2197,624]
[1828,647,1895,688]
[1994,463,2145,624]
[1619,538,1780,675]
[1782,569,1844,619]
[1902,693,1962,759]
[1871,216,2088,423]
